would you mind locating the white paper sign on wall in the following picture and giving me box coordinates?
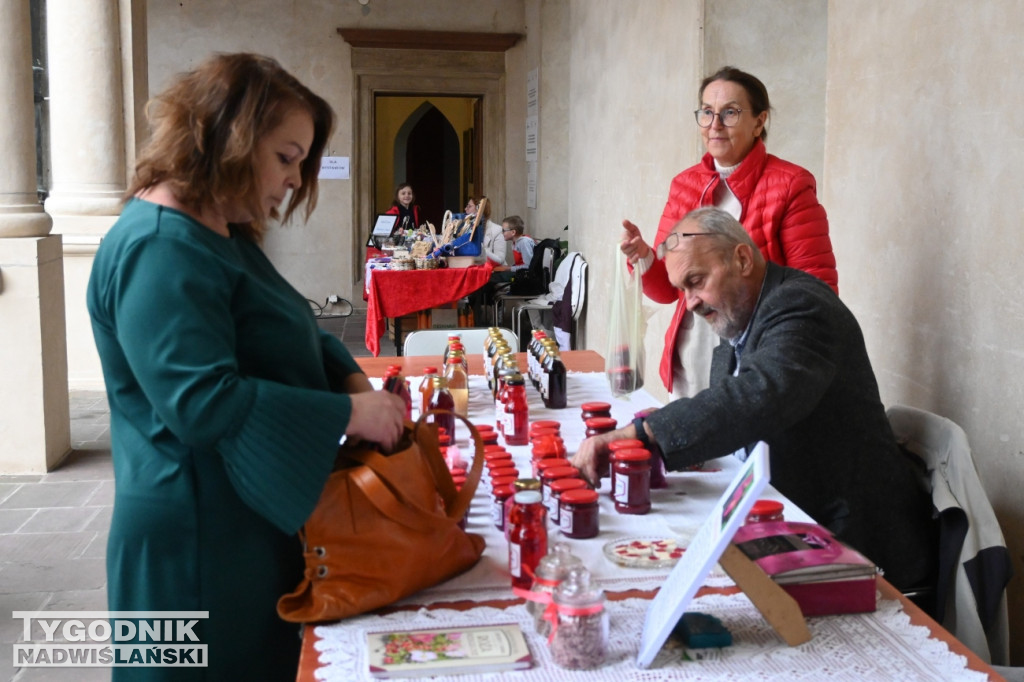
[319,156,350,180]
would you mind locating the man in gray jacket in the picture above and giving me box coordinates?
[573,207,935,591]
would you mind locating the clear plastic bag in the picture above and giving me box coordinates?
[605,249,646,396]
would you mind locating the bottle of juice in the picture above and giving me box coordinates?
[417,366,438,417]
[444,353,469,417]
[428,376,456,437]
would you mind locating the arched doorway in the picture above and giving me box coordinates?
[392,102,462,228]
[347,43,512,285]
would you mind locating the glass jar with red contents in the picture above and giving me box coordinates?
[559,488,600,539]
[491,474,518,492]
[534,456,571,479]
[502,374,530,446]
[611,449,651,515]
[490,465,519,481]
[541,465,580,517]
[530,426,561,444]
[580,402,611,423]
[549,477,588,525]
[531,434,564,458]
[492,484,515,530]
[485,454,514,471]
[584,417,617,439]
[745,499,785,524]
[508,490,547,591]
[530,420,562,436]
[505,478,541,540]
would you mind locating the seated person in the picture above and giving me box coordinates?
[572,207,936,592]
[385,182,421,231]
[491,215,535,283]
[469,215,536,324]
[466,196,506,266]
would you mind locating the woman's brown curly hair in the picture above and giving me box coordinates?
[128,53,334,242]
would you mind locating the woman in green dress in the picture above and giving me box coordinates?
[87,53,407,680]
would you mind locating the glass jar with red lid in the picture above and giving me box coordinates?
[491,474,518,492]
[745,499,785,524]
[534,456,571,479]
[580,402,612,422]
[610,449,651,514]
[584,417,617,439]
[549,477,588,525]
[534,456,570,479]
[531,435,566,460]
[559,488,600,539]
[492,484,515,530]
[541,465,580,517]
[530,420,562,436]
[490,465,519,481]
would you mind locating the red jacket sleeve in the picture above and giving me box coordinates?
[772,172,838,295]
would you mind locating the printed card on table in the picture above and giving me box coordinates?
[636,441,770,668]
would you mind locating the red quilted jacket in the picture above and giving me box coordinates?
[640,139,838,393]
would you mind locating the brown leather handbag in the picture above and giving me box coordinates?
[277,413,485,623]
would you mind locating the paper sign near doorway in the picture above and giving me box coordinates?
[319,156,350,180]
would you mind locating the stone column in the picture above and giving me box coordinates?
[0,0,71,473]
[0,0,52,238]
[44,0,126,218]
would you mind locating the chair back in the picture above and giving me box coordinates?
[886,405,1012,665]
[403,327,518,357]
[570,256,588,321]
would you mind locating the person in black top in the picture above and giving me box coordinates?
[385,182,422,232]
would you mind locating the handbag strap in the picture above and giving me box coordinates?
[414,411,484,521]
[343,412,483,529]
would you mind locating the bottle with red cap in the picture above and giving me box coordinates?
[444,352,469,417]
[502,373,530,446]
[383,365,412,419]
[427,376,455,437]
[508,490,548,591]
[417,366,438,418]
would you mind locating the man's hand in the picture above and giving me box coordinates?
[571,429,622,487]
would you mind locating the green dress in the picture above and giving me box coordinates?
[87,199,361,680]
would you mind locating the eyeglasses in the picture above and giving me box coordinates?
[502,228,515,233]
[656,231,719,259]
[694,107,744,128]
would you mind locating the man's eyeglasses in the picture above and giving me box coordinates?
[694,107,744,128]
[656,231,719,259]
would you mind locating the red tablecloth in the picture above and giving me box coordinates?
[364,264,493,356]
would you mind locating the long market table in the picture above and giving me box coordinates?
[296,350,1003,681]
[364,263,493,356]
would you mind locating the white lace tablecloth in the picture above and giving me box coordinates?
[313,592,989,681]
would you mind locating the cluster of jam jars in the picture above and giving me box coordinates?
[527,331,568,408]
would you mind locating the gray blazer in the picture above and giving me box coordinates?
[645,263,935,589]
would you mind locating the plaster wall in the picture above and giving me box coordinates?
[520,0,570,243]
[824,0,1024,662]
[145,0,526,306]
[568,0,827,404]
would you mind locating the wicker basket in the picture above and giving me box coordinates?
[391,258,416,271]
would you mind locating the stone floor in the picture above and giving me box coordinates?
[0,308,394,681]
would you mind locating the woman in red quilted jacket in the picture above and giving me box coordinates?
[621,66,838,397]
